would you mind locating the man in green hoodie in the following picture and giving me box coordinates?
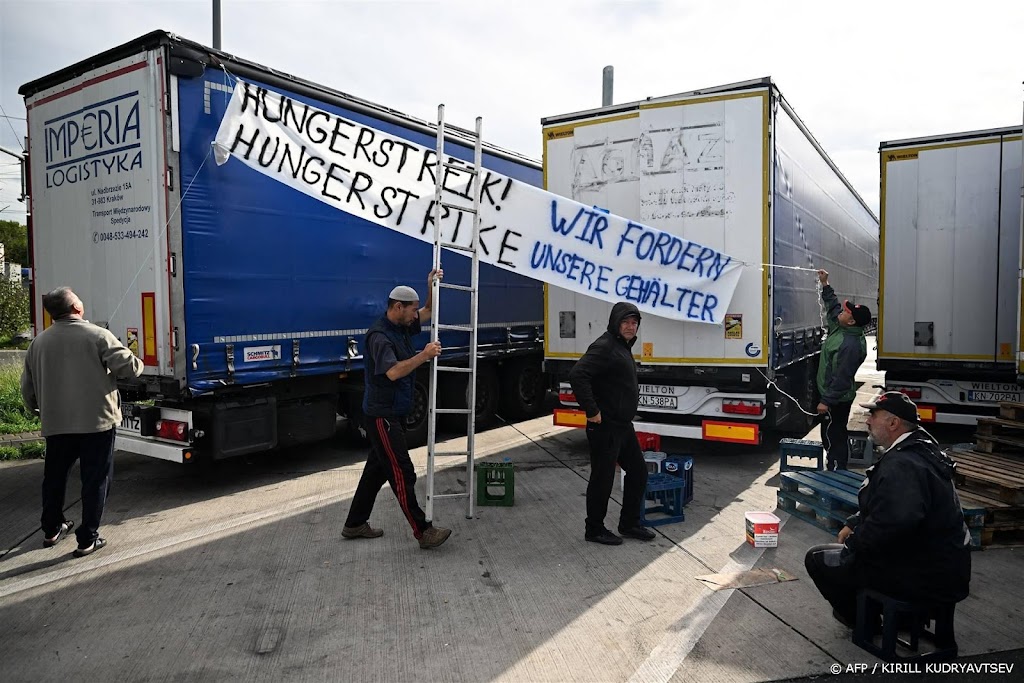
[815,269,871,471]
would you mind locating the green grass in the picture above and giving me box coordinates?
[0,441,44,461]
[0,363,41,436]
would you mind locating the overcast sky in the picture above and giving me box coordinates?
[1,0,1022,226]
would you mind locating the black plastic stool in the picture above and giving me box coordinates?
[853,589,958,662]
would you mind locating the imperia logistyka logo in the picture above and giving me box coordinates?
[43,91,144,188]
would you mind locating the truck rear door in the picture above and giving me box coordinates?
[26,49,172,375]
[542,90,770,366]
[880,131,1022,367]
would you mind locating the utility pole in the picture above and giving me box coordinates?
[213,0,222,50]
[0,146,26,202]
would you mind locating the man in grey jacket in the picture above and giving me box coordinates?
[22,287,144,557]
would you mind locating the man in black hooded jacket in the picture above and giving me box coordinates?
[805,392,972,629]
[569,302,655,545]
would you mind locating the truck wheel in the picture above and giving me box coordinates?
[438,364,499,431]
[403,376,429,447]
[498,357,547,421]
[341,393,368,445]
[774,359,817,434]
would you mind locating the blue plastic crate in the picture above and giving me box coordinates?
[661,455,694,506]
[640,473,688,526]
[779,438,824,472]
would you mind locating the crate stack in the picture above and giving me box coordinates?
[946,402,1024,548]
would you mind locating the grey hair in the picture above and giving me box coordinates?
[898,418,918,432]
[42,287,78,319]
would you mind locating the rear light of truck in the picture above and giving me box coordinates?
[156,419,189,442]
[890,387,922,400]
[722,399,764,416]
[558,390,576,403]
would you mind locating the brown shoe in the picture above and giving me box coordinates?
[342,523,384,539]
[418,526,452,549]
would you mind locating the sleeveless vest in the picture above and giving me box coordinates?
[363,315,416,417]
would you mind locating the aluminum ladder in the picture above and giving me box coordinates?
[425,104,483,521]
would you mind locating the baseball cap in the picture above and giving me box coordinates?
[843,300,872,327]
[388,285,419,303]
[860,391,920,423]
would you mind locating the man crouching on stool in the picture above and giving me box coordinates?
[804,391,971,629]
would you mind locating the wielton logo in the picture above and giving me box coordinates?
[886,151,918,162]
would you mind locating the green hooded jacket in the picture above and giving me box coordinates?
[815,284,866,406]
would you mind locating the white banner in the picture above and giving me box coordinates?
[212,81,743,323]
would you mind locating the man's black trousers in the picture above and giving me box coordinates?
[805,543,863,623]
[42,428,116,547]
[822,400,853,470]
[584,421,648,535]
[346,416,432,539]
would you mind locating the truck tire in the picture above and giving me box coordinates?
[438,364,500,431]
[498,357,547,421]
[403,375,430,447]
[773,359,818,434]
[340,392,368,445]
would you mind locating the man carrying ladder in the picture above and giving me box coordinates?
[342,269,453,550]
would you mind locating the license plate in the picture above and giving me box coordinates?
[967,391,1022,403]
[120,403,141,432]
[639,395,678,409]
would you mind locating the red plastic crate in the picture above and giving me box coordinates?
[637,432,661,452]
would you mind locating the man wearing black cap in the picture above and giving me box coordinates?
[805,391,972,629]
[815,269,871,471]
[343,269,454,549]
[569,302,654,545]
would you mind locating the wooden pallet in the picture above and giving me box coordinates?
[999,401,1024,423]
[779,470,988,548]
[947,449,1024,506]
[976,417,1024,438]
[972,433,1024,456]
[981,526,1024,548]
[957,490,1024,527]
[778,470,862,532]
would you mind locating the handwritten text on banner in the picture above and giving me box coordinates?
[212,81,742,323]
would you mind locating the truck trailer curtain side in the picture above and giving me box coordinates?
[20,31,550,463]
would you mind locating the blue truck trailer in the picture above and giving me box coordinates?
[20,31,546,464]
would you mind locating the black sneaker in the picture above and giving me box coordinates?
[618,525,656,541]
[73,537,107,557]
[585,529,623,545]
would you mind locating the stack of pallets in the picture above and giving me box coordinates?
[946,402,1024,548]
[777,470,862,532]
[778,469,987,549]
